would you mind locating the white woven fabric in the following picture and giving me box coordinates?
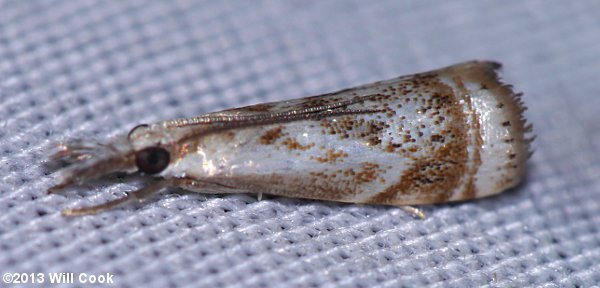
[1,1,599,287]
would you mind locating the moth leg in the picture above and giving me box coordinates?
[257,192,263,201]
[170,178,248,195]
[61,180,169,216]
[400,206,426,219]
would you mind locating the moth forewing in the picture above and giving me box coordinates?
[51,60,532,215]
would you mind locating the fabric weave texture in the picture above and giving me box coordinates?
[1,1,599,287]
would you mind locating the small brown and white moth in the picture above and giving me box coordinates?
[49,60,533,216]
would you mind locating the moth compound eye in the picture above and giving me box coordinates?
[135,147,170,175]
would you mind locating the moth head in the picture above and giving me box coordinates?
[127,124,174,175]
[48,123,179,193]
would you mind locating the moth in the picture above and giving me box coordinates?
[49,60,533,216]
